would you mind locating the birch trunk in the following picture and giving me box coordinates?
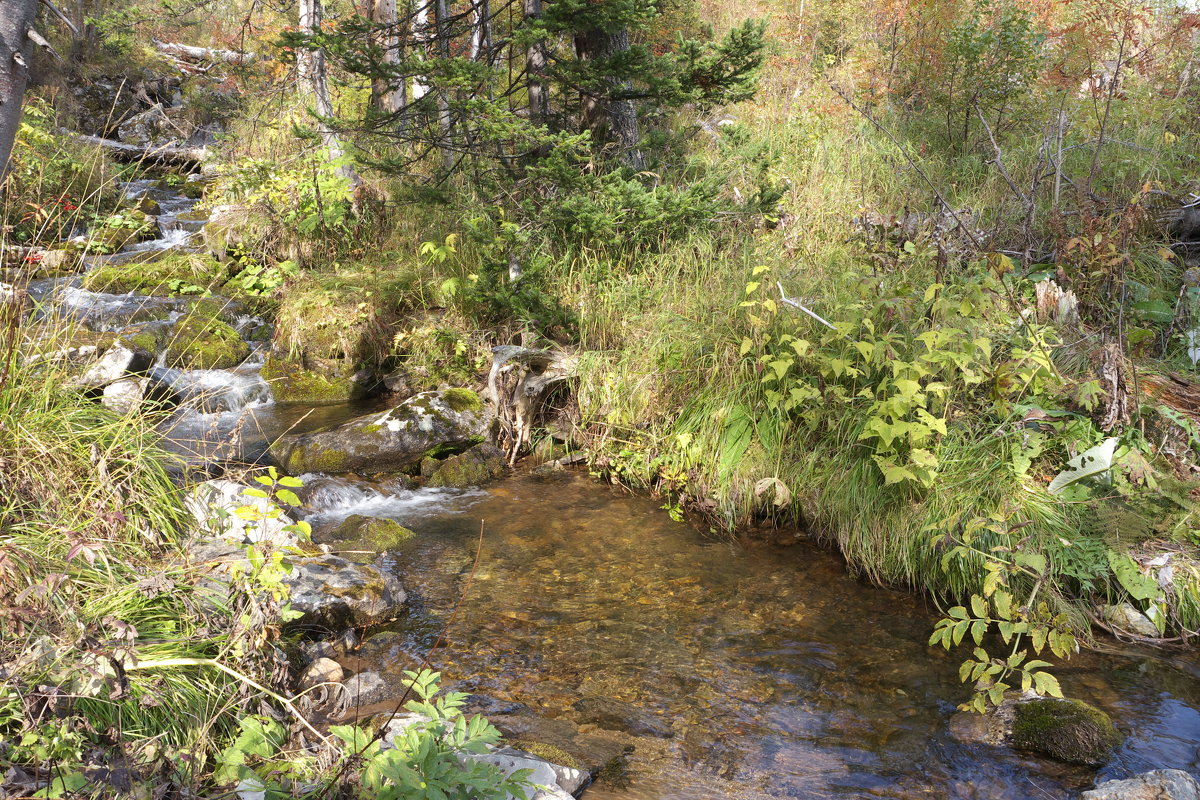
[367,0,405,116]
[299,0,361,185]
[0,0,39,182]
[411,0,431,102]
[469,0,491,62]
[434,0,453,170]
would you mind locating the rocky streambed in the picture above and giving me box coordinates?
[13,181,1200,800]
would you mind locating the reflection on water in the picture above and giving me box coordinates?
[330,472,1200,800]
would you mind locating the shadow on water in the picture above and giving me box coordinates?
[304,471,1200,800]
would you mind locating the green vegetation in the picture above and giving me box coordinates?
[165,307,250,370]
[83,251,227,295]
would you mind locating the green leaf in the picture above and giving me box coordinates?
[1048,438,1118,494]
[242,488,269,499]
[275,489,301,507]
[1107,550,1160,601]
[1032,670,1063,698]
[278,476,304,488]
[970,594,987,619]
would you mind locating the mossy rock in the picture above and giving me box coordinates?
[82,251,226,296]
[1010,699,1123,766]
[327,514,417,550]
[443,387,483,413]
[426,443,506,488]
[164,310,250,370]
[261,356,366,406]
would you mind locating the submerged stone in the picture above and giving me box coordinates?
[1010,698,1122,766]
[285,554,407,631]
[271,389,491,475]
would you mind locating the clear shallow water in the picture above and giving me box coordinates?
[320,472,1200,800]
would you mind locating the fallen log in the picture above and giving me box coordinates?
[152,40,257,65]
[70,132,207,167]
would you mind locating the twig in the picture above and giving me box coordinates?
[776,281,837,331]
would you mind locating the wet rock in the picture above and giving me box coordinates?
[299,657,344,689]
[572,696,675,739]
[1100,603,1160,638]
[426,443,508,488]
[70,344,154,389]
[530,462,572,483]
[1009,698,1123,766]
[326,515,416,549]
[342,670,388,707]
[1082,770,1200,800]
[184,479,299,546]
[286,555,406,630]
[38,249,81,274]
[271,389,491,475]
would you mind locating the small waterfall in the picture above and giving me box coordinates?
[152,364,273,414]
[300,476,483,525]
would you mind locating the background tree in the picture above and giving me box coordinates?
[0,0,41,179]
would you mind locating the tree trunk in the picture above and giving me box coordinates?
[367,0,405,116]
[574,26,642,169]
[411,0,431,102]
[434,0,453,170]
[469,0,491,62]
[0,0,39,182]
[523,0,548,125]
[298,0,361,185]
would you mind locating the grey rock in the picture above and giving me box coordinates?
[1082,770,1200,800]
[342,671,388,707]
[271,389,491,475]
[71,344,153,389]
[286,555,406,630]
[462,748,585,800]
[101,378,146,414]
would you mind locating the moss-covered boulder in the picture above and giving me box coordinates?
[270,389,490,475]
[1010,698,1123,766]
[426,443,508,488]
[326,514,417,550]
[261,355,367,405]
[164,309,250,370]
[83,252,226,296]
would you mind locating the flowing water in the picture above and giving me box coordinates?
[27,182,1200,798]
[302,473,1200,800]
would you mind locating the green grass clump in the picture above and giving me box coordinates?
[82,251,227,296]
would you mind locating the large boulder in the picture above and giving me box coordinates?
[324,515,417,551]
[1082,770,1200,800]
[261,356,369,405]
[271,389,490,475]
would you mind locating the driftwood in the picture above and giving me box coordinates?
[152,40,257,65]
[487,346,578,463]
[70,133,206,166]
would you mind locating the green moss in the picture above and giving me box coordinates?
[261,356,364,405]
[361,424,384,434]
[126,331,165,354]
[510,741,582,770]
[1010,699,1123,766]
[164,312,249,370]
[328,514,417,550]
[426,444,506,488]
[443,388,482,413]
[83,252,226,296]
[285,444,351,474]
